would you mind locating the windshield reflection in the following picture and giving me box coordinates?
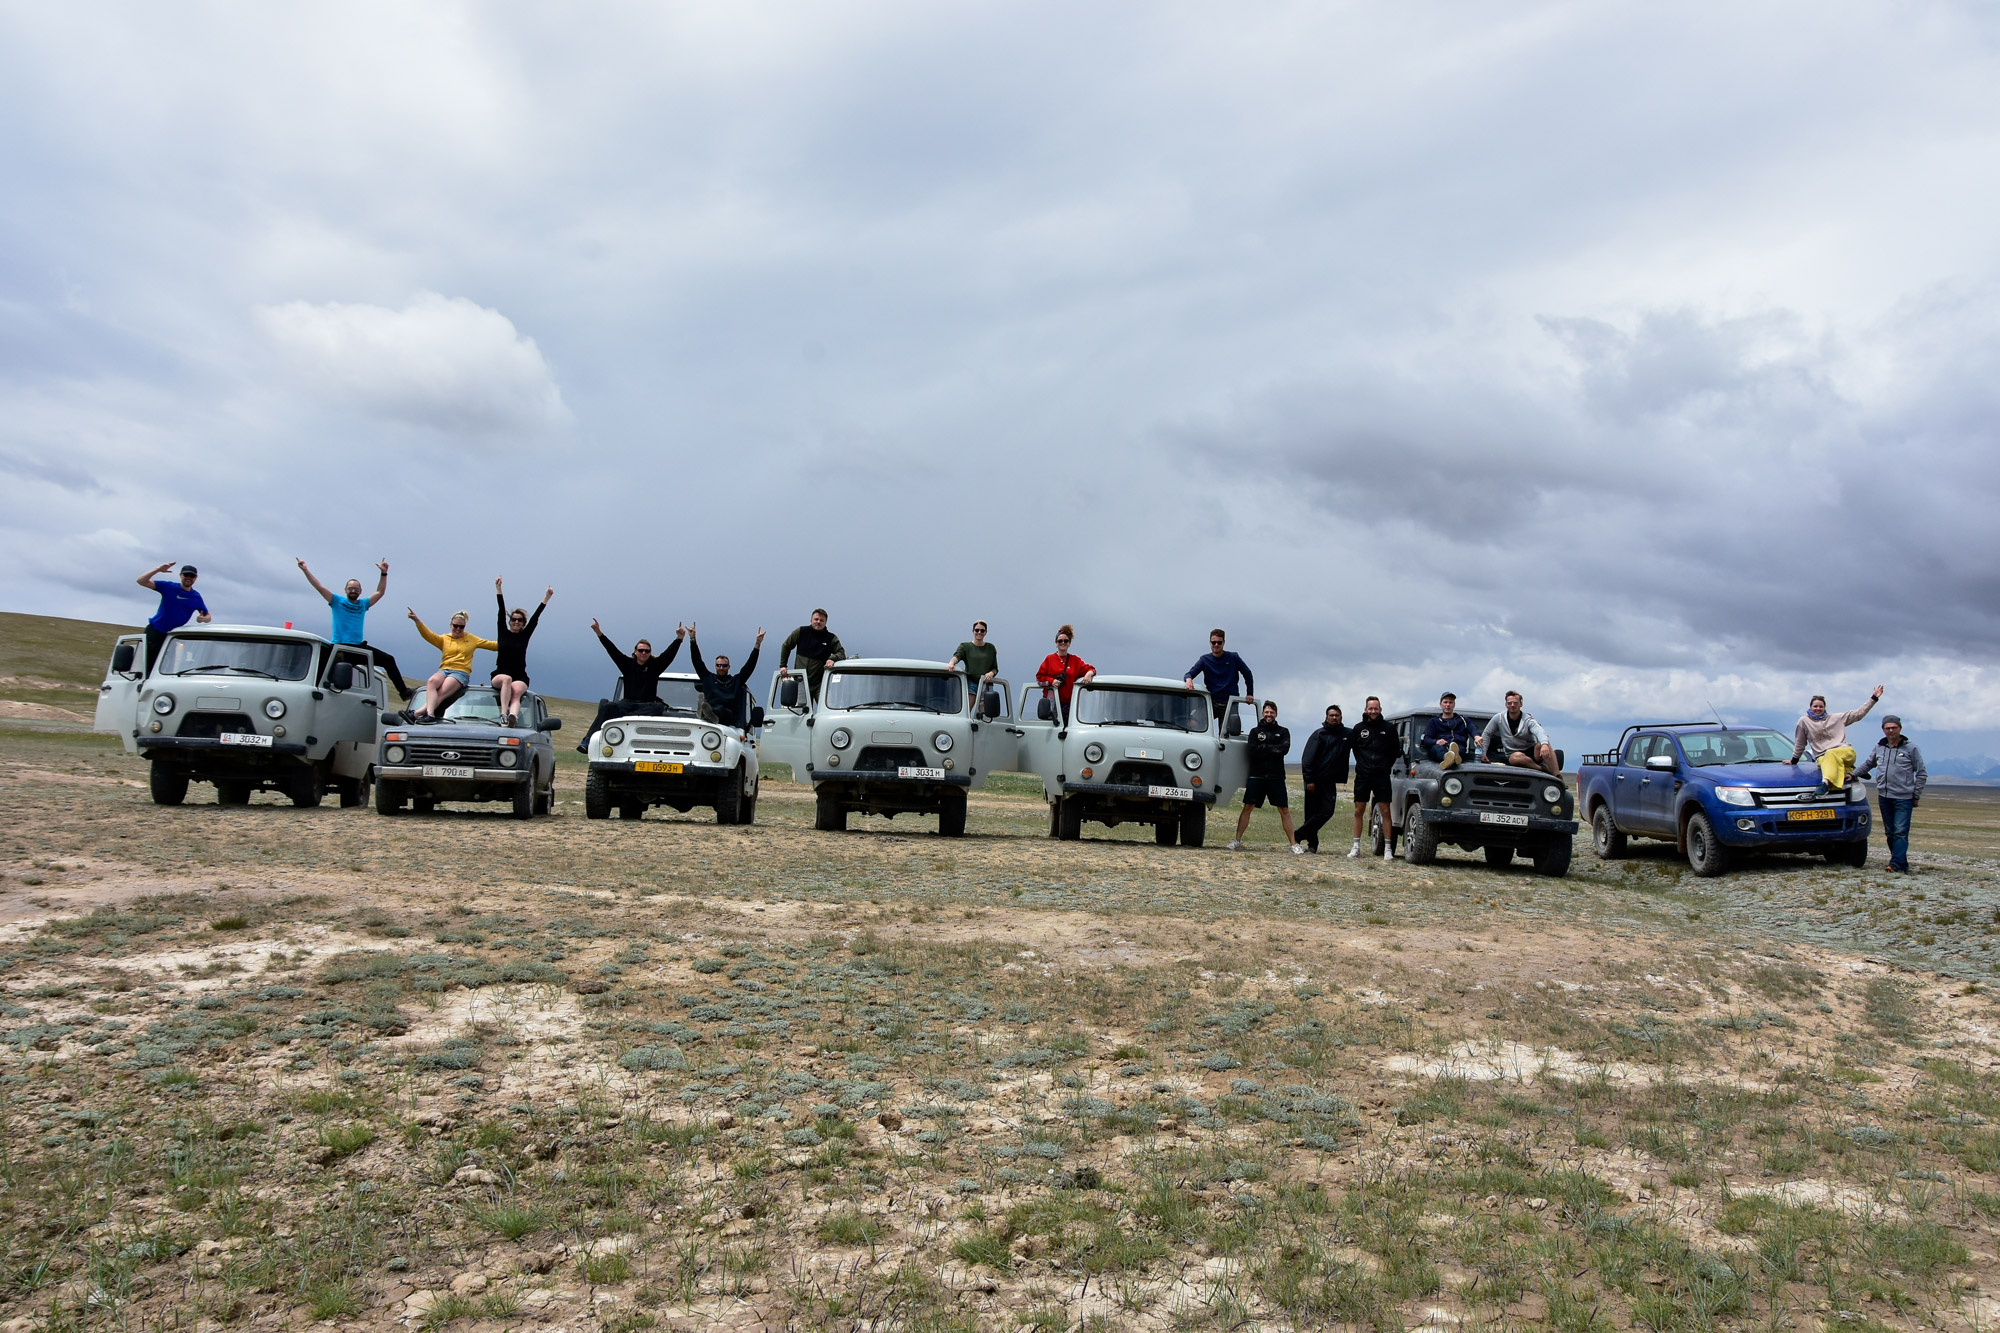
[823,672,963,714]
[157,637,314,681]
[1075,688,1209,732]
[1679,730,1795,767]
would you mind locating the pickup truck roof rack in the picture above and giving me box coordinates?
[1604,721,1727,757]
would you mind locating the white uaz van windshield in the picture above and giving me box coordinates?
[823,672,963,715]
[1076,687,1209,733]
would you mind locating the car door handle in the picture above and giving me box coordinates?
[1006,727,1024,735]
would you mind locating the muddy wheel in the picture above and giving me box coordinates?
[289,765,324,809]
[512,779,534,821]
[1684,812,1729,877]
[149,765,188,806]
[1179,802,1206,848]
[534,782,553,816]
[1591,806,1626,859]
[1402,804,1438,865]
[1484,843,1514,867]
[937,788,967,838]
[814,788,847,832]
[716,764,745,825]
[216,780,252,806]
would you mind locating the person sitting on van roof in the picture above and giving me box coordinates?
[137,561,211,672]
[688,623,764,729]
[779,610,846,697]
[1036,624,1095,721]
[577,620,684,752]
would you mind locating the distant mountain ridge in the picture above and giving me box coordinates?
[1927,755,2000,781]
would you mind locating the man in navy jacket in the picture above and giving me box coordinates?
[1184,629,1254,729]
[1420,693,1477,769]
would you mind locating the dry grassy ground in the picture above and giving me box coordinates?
[4,622,2000,1333]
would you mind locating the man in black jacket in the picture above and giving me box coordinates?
[1295,704,1351,853]
[778,609,847,699]
[1348,695,1401,859]
[1228,701,1302,853]
[688,623,764,729]
[578,619,684,752]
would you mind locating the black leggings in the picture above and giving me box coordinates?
[357,642,413,701]
[144,627,167,673]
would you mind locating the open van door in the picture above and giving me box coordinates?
[1210,694,1256,805]
[94,634,145,751]
[759,667,813,780]
[1012,682,1062,795]
[968,678,1017,781]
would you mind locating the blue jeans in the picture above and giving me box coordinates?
[1878,796,1915,870]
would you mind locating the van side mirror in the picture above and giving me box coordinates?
[1645,753,1675,771]
[779,679,800,708]
[750,706,766,729]
[1554,749,1566,771]
[111,643,136,674]
[1037,697,1055,722]
[980,690,1001,720]
[328,661,355,692]
[537,717,563,732]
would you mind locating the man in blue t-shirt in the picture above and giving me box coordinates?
[136,562,211,672]
[1184,628,1254,731]
[297,556,412,702]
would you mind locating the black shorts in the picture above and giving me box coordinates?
[1353,770,1393,805]
[1243,775,1289,808]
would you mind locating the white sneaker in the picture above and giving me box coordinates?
[1347,841,1361,858]
[1382,845,1394,860]
[1290,843,1305,855]
[1226,839,1243,851]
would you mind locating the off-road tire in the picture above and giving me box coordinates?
[1531,838,1573,877]
[533,783,552,816]
[1402,804,1439,865]
[337,773,371,808]
[1591,806,1627,859]
[584,769,611,820]
[1828,840,1868,868]
[1154,819,1177,846]
[1484,843,1514,868]
[289,766,324,809]
[938,788,967,838]
[412,796,436,815]
[716,764,746,825]
[814,788,847,832]
[1179,802,1207,848]
[374,778,406,815]
[1056,795,1083,841]
[1684,812,1729,877]
[1368,806,1387,857]
[512,779,534,821]
[149,764,188,806]
[1047,800,1061,839]
[216,780,252,806]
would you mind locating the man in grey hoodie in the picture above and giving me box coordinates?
[1854,715,1926,873]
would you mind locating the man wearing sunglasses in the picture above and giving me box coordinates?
[1184,629,1254,727]
[296,555,412,703]
[578,618,685,753]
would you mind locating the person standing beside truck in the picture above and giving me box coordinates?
[779,609,847,699]
[577,620,684,751]
[949,621,1000,715]
[408,608,497,722]
[1854,714,1925,873]
[491,577,554,727]
[1789,687,1885,796]
[1035,625,1095,722]
[137,562,211,671]
[1480,691,1559,777]
[1421,693,1476,768]
[1184,629,1254,724]
[1349,696,1400,859]
[687,623,764,728]
[1296,704,1351,853]
[296,556,412,703]
[1229,701,1303,853]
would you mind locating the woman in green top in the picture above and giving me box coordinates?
[949,621,999,715]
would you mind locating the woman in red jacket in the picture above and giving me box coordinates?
[1035,624,1096,722]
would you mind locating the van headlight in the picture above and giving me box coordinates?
[830,728,852,750]
[933,731,954,753]
[385,745,406,764]
[1543,785,1562,804]
[702,730,722,750]
[603,725,625,746]
[1715,787,1755,807]
[153,693,176,715]
[1083,742,1103,763]
[263,698,286,719]
[498,750,518,768]
[1182,750,1202,772]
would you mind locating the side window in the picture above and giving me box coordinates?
[1623,734,1654,765]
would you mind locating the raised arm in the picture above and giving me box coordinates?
[369,559,389,607]
[687,634,712,682]
[523,596,547,635]
[738,631,763,681]
[296,558,335,604]
[137,561,174,591]
[1236,655,1254,697]
[1842,687,1885,726]
[594,627,636,676]
[410,610,443,651]
[496,585,509,636]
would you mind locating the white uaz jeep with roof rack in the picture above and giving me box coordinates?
[95,624,385,808]
[584,672,762,823]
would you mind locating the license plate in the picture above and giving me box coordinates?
[218,732,271,748]
[1148,785,1193,800]
[1786,807,1835,821]
[634,761,684,774]
[422,765,474,779]
[1478,812,1529,826]
[898,766,946,780]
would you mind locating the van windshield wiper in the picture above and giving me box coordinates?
[850,700,943,713]
[174,664,276,679]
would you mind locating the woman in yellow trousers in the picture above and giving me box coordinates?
[1789,686,1884,795]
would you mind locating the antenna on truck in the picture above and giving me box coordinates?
[1707,700,1727,729]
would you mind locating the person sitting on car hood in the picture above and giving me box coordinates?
[688,623,764,729]
[1421,693,1476,769]
[577,619,683,752]
[1480,691,1559,777]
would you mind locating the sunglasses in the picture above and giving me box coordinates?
[1055,638,1071,645]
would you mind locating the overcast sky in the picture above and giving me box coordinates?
[4,2,1997,757]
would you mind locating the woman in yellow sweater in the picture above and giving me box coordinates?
[407,607,498,722]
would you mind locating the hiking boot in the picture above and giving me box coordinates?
[1440,744,1461,770]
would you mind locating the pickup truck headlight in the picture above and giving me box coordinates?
[263,698,286,719]
[1443,776,1463,796]
[385,745,406,765]
[830,728,852,750]
[603,725,625,746]
[1083,742,1103,763]
[1715,787,1755,807]
[498,750,518,768]
[1182,750,1202,772]
[152,693,176,715]
[1543,785,1562,804]
[1848,784,1868,803]
[702,730,722,750]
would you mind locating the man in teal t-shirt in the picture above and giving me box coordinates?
[297,557,412,702]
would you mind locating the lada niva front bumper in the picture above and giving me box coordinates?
[377,764,531,799]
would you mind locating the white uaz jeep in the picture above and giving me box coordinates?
[584,673,762,823]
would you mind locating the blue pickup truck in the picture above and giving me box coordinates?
[1576,723,1871,876]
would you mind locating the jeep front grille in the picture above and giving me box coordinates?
[855,746,926,772]
[1466,773,1535,810]
[404,743,497,766]
[631,743,694,759]
[1106,760,1175,787]
[177,712,257,739]
[633,724,692,739]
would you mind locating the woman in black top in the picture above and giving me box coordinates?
[492,577,553,726]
